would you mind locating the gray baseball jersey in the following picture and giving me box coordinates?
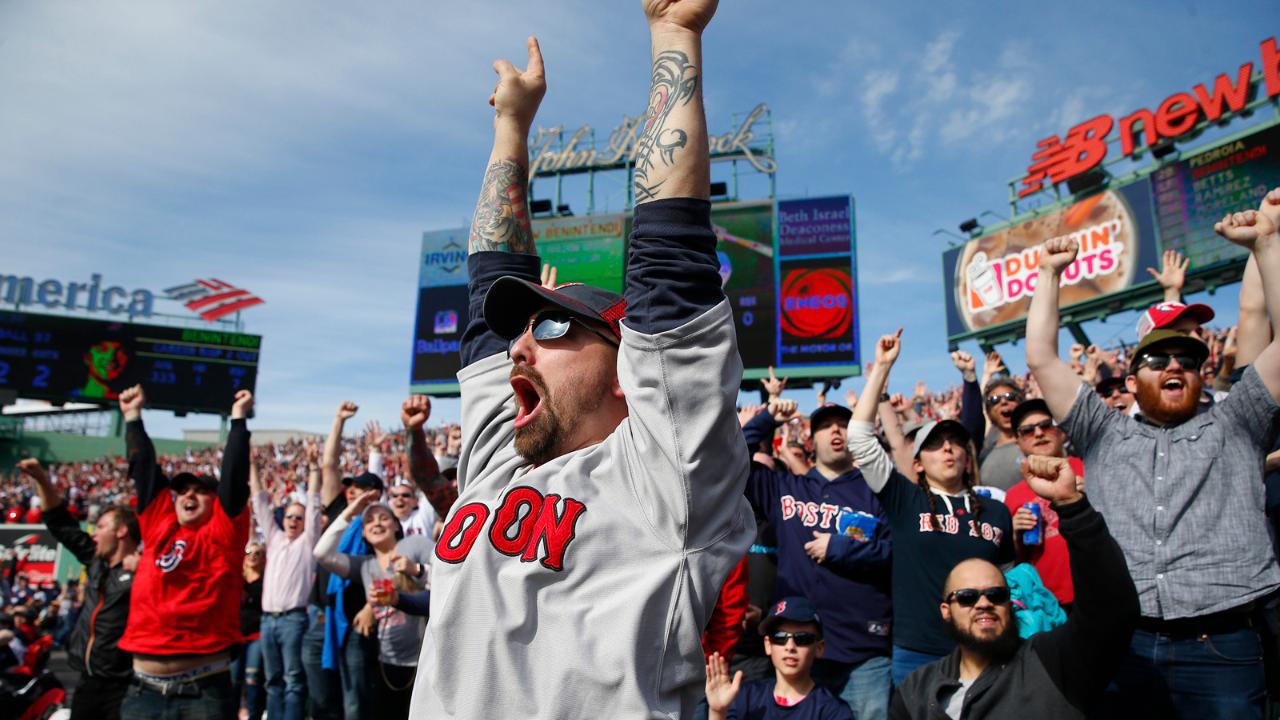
[409,300,755,719]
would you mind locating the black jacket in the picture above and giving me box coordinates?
[43,503,134,681]
[891,496,1139,720]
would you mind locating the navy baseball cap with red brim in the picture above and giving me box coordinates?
[483,277,627,341]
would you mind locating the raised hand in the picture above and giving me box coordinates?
[1256,186,1280,234]
[704,651,742,714]
[1214,200,1280,250]
[768,398,799,423]
[951,351,976,380]
[336,401,359,421]
[304,440,320,465]
[760,366,787,398]
[643,0,719,34]
[1146,249,1189,292]
[118,384,145,420]
[875,328,904,369]
[16,458,49,485]
[489,36,546,133]
[349,488,380,516]
[231,390,254,420]
[1038,236,1079,275]
[736,404,762,427]
[888,393,909,415]
[845,388,858,408]
[540,263,558,290]
[981,351,1006,386]
[1021,455,1083,505]
[365,420,387,450]
[400,396,432,432]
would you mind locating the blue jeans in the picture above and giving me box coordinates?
[891,646,945,687]
[260,611,308,720]
[1099,627,1266,719]
[231,639,264,720]
[339,625,376,720]
[120,672,237,720]
[302,607,342,720]
[811,655,892,719]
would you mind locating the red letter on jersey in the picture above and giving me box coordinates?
[489,486,545,557]
[436,503,492,564]
[522,493,587,571]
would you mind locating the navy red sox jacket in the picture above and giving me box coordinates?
[743,410,892,666]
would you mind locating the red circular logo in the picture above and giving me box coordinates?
[780,268,853,339]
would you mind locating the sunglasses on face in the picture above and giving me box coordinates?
[986,391,1022,407]
[768,631,819,647]
[1096,385,1131,399]
[920,432,968,452]
[509,312,618,354]
[389,492,415,500]
[946,586,1011,607]
[284,514,304,521]
[1016,419,1055,438]
[246,550,265,557]
[1137,352,1204,372]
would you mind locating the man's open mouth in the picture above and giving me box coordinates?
[510,371,546,429]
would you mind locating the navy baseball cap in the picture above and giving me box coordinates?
[759,596,823,637]
[171,472,217,493]
[482,277,627,341]
[809,404,852,432]
[1009,398,1053,431]
[343,472,384,492]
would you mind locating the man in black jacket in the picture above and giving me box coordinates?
[18,458,139,720]
[891,455,1139,719]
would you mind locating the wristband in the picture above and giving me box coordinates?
[879,393,890,403]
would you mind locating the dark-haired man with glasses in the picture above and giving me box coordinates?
[892,455,1138,719]
[1003,399,1084,609]
[978,379,1025,491]
[705,596,853,720]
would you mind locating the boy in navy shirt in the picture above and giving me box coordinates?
[707,597,854,720]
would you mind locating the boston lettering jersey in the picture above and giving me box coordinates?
[410,200,756,719]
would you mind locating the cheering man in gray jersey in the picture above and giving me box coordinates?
[408,1,755,717]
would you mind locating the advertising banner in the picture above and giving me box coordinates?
[777,257,858,367]
[0,524,65,588]
[709,202,776,372]
[778,196,855,258]
[1153,123,1280,271]
[531,215,627,293]
[943,181,1160,338]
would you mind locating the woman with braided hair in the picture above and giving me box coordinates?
[849,329,1015,686]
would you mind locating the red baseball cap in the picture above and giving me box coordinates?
[1135,302,1214,340]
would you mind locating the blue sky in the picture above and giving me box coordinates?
[2,0,1275,438]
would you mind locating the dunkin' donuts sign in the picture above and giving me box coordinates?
[950,191,1139,333]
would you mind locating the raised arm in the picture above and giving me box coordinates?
[314,489,378,578]
[1214,188,1280,400]
[18,460,94,565]
[120,385,166,510]
[249,457,276,540]
[1145,249,1188,304]
[634,0,714,204]
[400,396,451,518]
[459,37,546,367]
[849,329,902,493]
[322,401,357,506]
[219,390,253,517]
[1236,256,1269,367]
[952,350,986,442]
[1025,237,1087,420]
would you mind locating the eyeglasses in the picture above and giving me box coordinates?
[509,312,619,354]
[768,631,818,647]
[1096,385,1131,399]
[919,432,969,452]
[946,586,1012,607]
[986,391,1022,407]
[1136,352,1204,372]
[284,514,304,521]
[1016,419,1055,437]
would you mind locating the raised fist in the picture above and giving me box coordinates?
[336,401,359,420]
[768,398,799,423]
[1214,195,1280,250]
[643,0,718,34]
[1038,236,1079,275]
[231,390,254,420]
[16,458,49,485]
[874,328,903,368]
[950,350,975,376]
[118,385,145,420]
[400,396,432,432]
[489,37,546,133]
[1021,455,1082,505]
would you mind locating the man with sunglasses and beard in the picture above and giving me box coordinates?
[892,455,1137,720]
[978,379,1026,492]
[408,2,754,717]
[1024,188,1280,719]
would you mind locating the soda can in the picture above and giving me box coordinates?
[1022,502,1042,545]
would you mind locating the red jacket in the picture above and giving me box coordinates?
[701,555,749,663]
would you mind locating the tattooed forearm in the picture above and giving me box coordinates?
[469,158,535,253]
[632,49,699,202]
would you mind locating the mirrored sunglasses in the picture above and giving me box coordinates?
[509,312,618,354]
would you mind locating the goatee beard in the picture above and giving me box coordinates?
[1134,373,1201,425]
[946,611,1021,662]
[512,365,564,467]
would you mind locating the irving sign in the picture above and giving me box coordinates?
[1020,37,1280,198]
[529,103,777,178]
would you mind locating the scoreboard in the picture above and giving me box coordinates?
[0,311,261,415]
